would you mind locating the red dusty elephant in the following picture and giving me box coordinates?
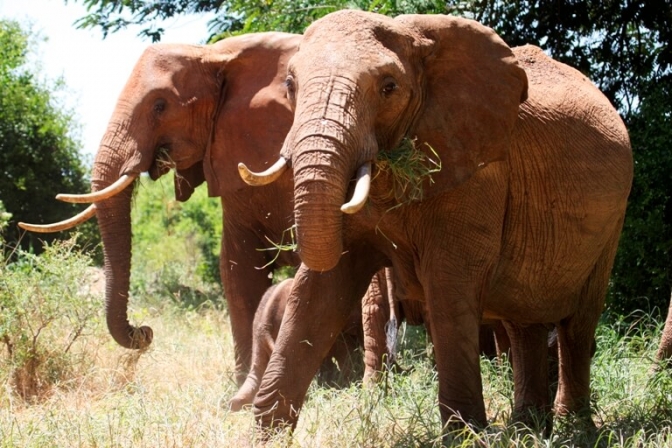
[19,32,304,386]
[239,10,632,432]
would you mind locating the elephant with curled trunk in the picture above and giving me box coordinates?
[20,32,303,386]
[239,10,632,432]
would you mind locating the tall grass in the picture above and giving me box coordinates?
[2,293,672,447]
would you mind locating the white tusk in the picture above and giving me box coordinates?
[18,204,97,233]
[341,162,372,214]
[238,157,287,186]
[56,174,136,203]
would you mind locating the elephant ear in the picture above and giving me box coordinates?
[202,33,300,196]
[174,161,206,202]
[396,14,528,195]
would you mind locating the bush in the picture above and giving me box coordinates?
[130,174,223,310]
[0,236,101,401]
[608,80,672,319]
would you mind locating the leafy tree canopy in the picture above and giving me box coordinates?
[0,20,98,256]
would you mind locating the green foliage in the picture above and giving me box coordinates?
[73,0,445,39]
[130,173,223,310]
[0,237,101,401]
[454,0,672,115]
[609,80,672,317]
[0,201,11,235]
[0,20,99,257]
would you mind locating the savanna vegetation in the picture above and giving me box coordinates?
[1,1,672,446]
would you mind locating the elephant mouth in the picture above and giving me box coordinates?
[148,146,175,180]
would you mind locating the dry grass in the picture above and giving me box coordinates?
[3,301,672,447]
[2,246,672,447]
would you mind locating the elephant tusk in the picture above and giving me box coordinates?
[238,157,287,186]
[56,174,136,203]
[341,162,372,214]
[18,204,97,233]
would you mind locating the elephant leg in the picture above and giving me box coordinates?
[554,237,617,421]
[220,227,273,386]
[229,333,273,411]
[655,293,672,365]
[254,250,382,431]
[501,321,551,433]
[423,276,487,428]
[362,268,392,384]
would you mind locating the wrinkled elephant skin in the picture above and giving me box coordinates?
[249,11,633,433]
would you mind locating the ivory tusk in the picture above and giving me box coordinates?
[18,204,97,233]
[238,157,287,186]
[56,174,136,203]
[341,162,372,214]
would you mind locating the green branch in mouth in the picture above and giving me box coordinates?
[374,138,441,204]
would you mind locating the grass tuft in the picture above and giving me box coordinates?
[375,137,441,205]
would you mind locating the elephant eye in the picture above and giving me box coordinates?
[153,98,166,115]
[381,78,398,98]
[285,76,296,101]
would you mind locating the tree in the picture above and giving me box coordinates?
[608,80,672,315]
[0,20,96,255]
[73,0,445,39]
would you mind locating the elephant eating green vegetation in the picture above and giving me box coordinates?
[239,10,633,434]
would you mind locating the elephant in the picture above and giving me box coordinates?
[229,270,397,412]
[238,10,633,432]
[18,32,304,386]
[656,293,672,364]
[17,31,408,390]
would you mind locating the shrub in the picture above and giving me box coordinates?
[130,174,223,310]
[0,236,100,401]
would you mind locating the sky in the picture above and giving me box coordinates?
[0,0,215,164]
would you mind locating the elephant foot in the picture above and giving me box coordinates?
[229,393,253,412]
[254,392,302,435]
[229,379,260,412]
[511,407,553,438]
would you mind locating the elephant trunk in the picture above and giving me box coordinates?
[92,117,153,349]
[284,78,375,272]
[291,134,350,272]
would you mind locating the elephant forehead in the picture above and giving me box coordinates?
[293,40,405,80]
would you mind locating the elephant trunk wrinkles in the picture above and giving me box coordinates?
[292,135,349,272]
[287,79,373,272]
[92,119,152,349]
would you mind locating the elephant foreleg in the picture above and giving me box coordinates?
[254,250,382,430]
[655,293,672,366]
[220,228,273,386]
[501,321,551,433]
[361,268,393,384]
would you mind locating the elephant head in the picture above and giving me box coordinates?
[20,32,300,350]
[239,11,527,272]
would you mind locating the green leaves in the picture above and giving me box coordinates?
[0,20,95,256]
[0,237,101,401]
